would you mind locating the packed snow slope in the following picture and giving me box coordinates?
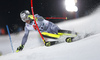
[0,6,100,60]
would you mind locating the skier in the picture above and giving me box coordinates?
[16,10,77,52]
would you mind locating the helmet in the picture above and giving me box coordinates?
[20,10,31,22]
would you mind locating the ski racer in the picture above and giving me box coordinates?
[16,10,77,52]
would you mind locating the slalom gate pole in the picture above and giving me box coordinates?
[45,17,67,19]
[31,0,45,44]
[6,25,14,53]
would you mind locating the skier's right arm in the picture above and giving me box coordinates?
[21,27,29,45]
[16,27,29,52]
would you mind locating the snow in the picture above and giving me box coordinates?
[0,6,100,60]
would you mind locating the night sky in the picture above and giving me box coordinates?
[0,0,100,29]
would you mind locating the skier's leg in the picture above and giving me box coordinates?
[58,30,77,35]
[47,22,60,34]
[58,30,72,34]
[41,32,60,39]
[42,22,61,39]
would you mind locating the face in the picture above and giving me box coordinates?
[25,20,31,24]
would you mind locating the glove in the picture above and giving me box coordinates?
[16,45,24,52]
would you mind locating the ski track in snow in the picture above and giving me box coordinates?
[0,6,100,60]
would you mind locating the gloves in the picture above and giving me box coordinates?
[16,45,24,52]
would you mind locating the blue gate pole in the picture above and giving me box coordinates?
[6,25,14,53]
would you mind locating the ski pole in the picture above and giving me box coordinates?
[45,17,67,19]
[6,25,14,53]
[31,0,45,44]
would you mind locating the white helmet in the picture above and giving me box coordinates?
[20,10,30,22]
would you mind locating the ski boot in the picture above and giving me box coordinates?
[45,41,58,46]
[65,37,74,43]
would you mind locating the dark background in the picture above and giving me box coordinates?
[0,0,100,33]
